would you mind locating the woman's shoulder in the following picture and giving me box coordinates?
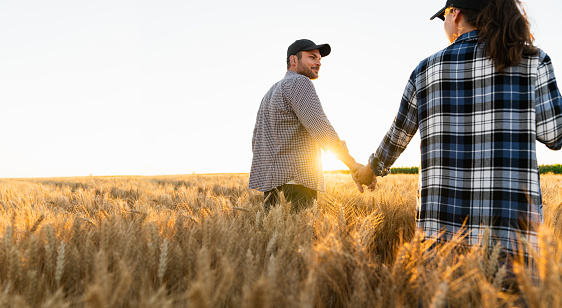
[536,48,551,64]
[411,47,453,77]
[520,48,554,69]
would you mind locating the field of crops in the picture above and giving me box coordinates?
[0,173,561,307]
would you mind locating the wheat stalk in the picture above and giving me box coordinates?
[0,173,558,306]
[8,248,20,284]
[29,214,45,233]
[428,282,448,308]
[55,241,65,286]
[158,239,169,282]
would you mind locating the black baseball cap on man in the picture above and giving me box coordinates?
[287,39,331,59]
[430,0,489,21]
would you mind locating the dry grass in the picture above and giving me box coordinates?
[0,173,560,307]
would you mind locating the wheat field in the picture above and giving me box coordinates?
[0,173,560,307]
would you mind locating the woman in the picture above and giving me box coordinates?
[357,0,561,259]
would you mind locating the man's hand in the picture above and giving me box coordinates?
[356,164,377,192]
[336,152,377,193]
[348,162,365,193]
[366,175,377,191]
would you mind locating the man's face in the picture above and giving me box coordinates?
[295,49,322,80]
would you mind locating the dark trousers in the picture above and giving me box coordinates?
[264,184,317,213]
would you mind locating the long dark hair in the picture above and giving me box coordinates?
[462,0,538,72]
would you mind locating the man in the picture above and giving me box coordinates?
[250,39,363,213]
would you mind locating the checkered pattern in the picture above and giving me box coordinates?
[250,71,349,193]
[370,31,562,255]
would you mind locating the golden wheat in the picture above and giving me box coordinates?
[0,173,559,307]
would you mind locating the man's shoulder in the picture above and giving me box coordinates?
[282,71,308,81]
[262,72,306,98]
[282,71,313,89]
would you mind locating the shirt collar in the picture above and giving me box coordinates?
[285,70,299,77]
[453,30,479,44]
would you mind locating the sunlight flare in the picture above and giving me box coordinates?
[322,151,346,171]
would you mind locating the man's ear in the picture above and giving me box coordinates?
[290,55,296,65]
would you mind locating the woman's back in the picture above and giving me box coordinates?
[359,0,562,258]
[413,30,559,254]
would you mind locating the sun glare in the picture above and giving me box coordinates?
[322,152,347,171]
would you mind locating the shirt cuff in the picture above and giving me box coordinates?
[368,153,391,177]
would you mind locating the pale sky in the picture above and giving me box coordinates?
[1,0,561,178]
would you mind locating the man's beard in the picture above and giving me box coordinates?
[296,62,319,80]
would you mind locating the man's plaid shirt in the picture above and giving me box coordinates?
[370,31,562,254]
[250,71,349,193]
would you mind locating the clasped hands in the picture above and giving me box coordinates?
[349,162,377,193]
[338,152,377,193]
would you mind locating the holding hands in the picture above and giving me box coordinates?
[355,164,377,192]
[339,152,378,193]
[348,162,377,193]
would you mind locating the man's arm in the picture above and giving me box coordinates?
[286,75,350,159]
[338,151,365,193]
[286,75,365,191]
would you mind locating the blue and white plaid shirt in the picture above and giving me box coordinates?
[370,31,562,254]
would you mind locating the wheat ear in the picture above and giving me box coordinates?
[158,239,169,282]
[55,241,66,286]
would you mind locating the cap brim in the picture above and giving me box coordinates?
[430,6,446,21]
[302,44,331,57]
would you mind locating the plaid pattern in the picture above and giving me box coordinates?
[370,31,562,255]
[250,71,349,193]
